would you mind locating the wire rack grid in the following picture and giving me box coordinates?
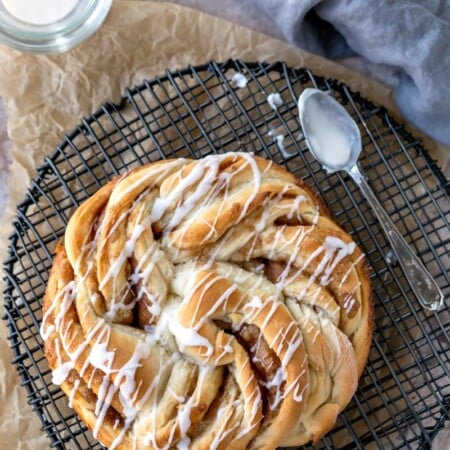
[2,60,449,450]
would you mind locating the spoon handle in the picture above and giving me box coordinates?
[347,164,443,311]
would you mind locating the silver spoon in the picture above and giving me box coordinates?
[298,88,443,311]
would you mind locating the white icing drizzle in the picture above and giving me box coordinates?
[244,295,264,311]
[46,152,365,449]
[89,341,116,373]
[276,233,356,300]
[209,403,238,449]
[167,159,219,231]
[237,152,262,222]
[115,160,186,205]
[287,195,306,219]
[338,252,364,288]
[52,361,73,385]
[151,157,218,224]
[68,379,80,408]
[267,93,283,110]
[169,319,213,357]
[93,339,152,440]
[167,386,186,403]
[40,280,76,341]
[268,128,294,158]
[320,237,356,286]
[274,134,286,155]
[99,224,145,291]
[231,72,248,88]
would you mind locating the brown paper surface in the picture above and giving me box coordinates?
[0,1,448,449]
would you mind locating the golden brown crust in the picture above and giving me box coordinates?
[41,153,372,449]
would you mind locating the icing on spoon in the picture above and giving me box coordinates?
[298,88,443,311]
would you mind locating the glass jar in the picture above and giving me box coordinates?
[0,0,113,53]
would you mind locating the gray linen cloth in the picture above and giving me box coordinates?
[170,0,450,147]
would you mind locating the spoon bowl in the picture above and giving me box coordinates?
[298,88,361,173]
[298,88,444,311]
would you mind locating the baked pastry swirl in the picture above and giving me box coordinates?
[41,152,372,449]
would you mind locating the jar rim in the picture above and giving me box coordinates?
[0,0,113,53]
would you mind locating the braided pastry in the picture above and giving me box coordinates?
[41,152,372,449]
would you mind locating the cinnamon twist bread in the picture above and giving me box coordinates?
[41,152,372,449]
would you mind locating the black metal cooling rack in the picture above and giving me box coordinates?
[2,60,449,450]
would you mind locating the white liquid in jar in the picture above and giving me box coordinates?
[299,91,352,171]
[3,0,79,25]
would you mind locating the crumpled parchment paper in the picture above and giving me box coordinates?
[0,1,447,449]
